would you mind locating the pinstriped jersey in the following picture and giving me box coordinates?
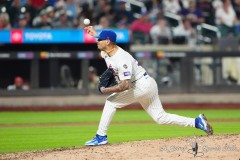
[100,46,146,83]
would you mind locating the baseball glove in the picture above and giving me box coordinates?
[98,68,117,93]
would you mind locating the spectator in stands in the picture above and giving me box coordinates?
[53,10,73,28]
[197,0,215,25]
[30,0,47,10]
[178,0,205,27]
[106,9,117,27]
[116,19,128,29]
[94,16,110,30]
[13,14,30,29]
[130,11,153,44]
[179,0,190,9]
[77,0,94,9]
[72,17,80,28]
[54,0,66,10]
[79,2,93,23]
[53,0,67,21]
[33,9,52,29]
[150,17,172,44]
[163,0,181,14]
[7,76,29,91]
[46,6,55,22]
[24,0,37,27]
[147,0,164,24]
[145,0,164,13]
[23,11,33,28]
[76,2,94,29]
[115,0,134,24]
[0,12,11,29]
[47,0,58,7]
[172,18,197,45]
[212,0,223,10]
[92,0,112,25]
[20,0,27,7]
[66,0,80,18]
[215,0,238,37]
[9,0,21,26]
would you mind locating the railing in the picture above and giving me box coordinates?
[125,0,147,19]
[164,12,183,28]
[197,23,221,44]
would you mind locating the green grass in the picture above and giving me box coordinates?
[0,109,239,124]
[0,110,239,153]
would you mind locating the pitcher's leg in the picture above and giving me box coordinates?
[140,95,195,127]
[97,100,116,136]
[97,90,137,136]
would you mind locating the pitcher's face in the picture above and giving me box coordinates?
[97,39,109,50]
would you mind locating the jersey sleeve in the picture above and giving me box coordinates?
[118,59,132,80]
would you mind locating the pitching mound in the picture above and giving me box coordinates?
[1,134,239,160]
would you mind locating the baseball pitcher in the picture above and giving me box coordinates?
[84,26,213,146]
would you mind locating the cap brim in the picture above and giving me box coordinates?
[94,35,100,38]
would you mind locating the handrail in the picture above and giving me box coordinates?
[125,0,147,19]
[197,23,221,43]
[164,12,183,27]
[201,23,221,38]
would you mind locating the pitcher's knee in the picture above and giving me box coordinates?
[153,118,166,124]
[152,112,167,124]
[105,100,115,108]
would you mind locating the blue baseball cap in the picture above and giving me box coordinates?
[95,29,117,43]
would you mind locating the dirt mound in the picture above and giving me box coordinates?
[1,134,239,160]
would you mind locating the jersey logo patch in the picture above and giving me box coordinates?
[124,71,131,76]
[123,64,128,69]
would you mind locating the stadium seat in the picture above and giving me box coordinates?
[197,23,221,44]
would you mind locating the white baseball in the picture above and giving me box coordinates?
[83,18,90,25]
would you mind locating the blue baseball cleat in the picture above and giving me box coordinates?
[85,134,108,146]
[195,114,213,135]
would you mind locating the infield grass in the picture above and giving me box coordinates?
[0,109,239,153]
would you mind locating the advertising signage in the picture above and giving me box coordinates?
[0,29,129,44]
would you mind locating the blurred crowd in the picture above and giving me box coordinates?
[1,0,240,90]
[1,0,240,45]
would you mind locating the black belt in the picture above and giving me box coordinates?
[132,72,148,83]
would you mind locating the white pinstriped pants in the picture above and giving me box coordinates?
[97,75,195,136]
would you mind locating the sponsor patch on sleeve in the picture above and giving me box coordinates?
[124,71,131,76]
